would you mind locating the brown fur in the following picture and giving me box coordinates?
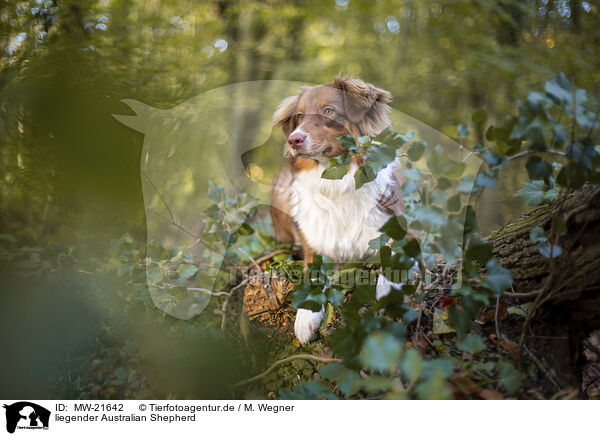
[270,77,401,257]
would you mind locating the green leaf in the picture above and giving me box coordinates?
[557,163,587,189]
[458,123,470,139]
[507,302,535,318]
[337,135,360,153]
[566,142,596,171]
[466,240,493,265]
[407,141,426,161]
[354,165,377,189]
[529,226,547,243]
[414,205,445,232]
[175,263,199,279]
[402,238,421,258]
[456,333,486,354]
[398,168,423,180]
[361,332,403,372]
[146,261,163,285]
[321,163,351,179]
[526,156,553,181]
[539,243,562,259]
[482,259,513,296]
[427,145,452,175]
[401,348,423,382]
[472,108,487,124]
[437,177,452,190]
[457,175,476,194]
[338,371,362,396]
[415,371,452,400]
[475,171,496,188]
[544,73,571,105]
[325,287,345,308]
[208,181,227,204]
[368,234,390,249]
[379,215,407,240]
[497,361,522,396]
[514,180,545,205]
[446,194,461,212]
[319,362,351,382]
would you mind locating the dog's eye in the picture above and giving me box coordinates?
[297,113,304,120]
[323,108,334,116]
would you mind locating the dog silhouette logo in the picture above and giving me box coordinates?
[3,402,50,433]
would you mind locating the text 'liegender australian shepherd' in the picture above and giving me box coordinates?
[270,77,404,344]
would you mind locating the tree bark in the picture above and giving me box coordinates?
[488,185,600,389]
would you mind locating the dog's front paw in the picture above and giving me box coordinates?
[294,308,324,344]
[375,273,404,300]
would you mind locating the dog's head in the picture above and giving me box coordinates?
[273,77,391,160]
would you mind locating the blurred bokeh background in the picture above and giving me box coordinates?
[0,0,598,398]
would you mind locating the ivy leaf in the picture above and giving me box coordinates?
[398,168,423,180]
[175,263,199,279]
[401,348,423,382]
[458,123,470,139]
[402,238,421,258]
[456,333,486,354]
[544,73,571,105]
[337,135,360,153]
[414,205,445,232]
[379,215,407,240]
[497,361,522,396]
[368,234,390,249]
[208,181,227,204]
[319,362,351,382]
[361,332,403,372]
[325,287,345,308]
[529,226,547,243]
[525,156,552,181]
[146,261,163,285]
[514,180,545,205]
[472,108,487,124]
[338,371,362,396]
[415,371,452,400]
[457,175,476,194]
[566,142,596,171]
[482,259,513,296]
[407,141,426,161]
[446,194,461,212]
[354,165,377,189]
[539,243,562,259]
[321,163,351,179]
[466,239,493,265]
[557,163,587,189]
[475,171,496,188]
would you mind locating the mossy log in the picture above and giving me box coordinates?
[488,185,600,389]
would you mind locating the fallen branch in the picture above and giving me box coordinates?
[187,287,232,297]
[232,354,342,388]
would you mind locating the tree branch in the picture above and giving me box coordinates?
[232,354,342,388]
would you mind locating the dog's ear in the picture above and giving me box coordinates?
[273,94,300,137]
[333,77,391,136]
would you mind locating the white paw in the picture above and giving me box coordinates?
[294,308,324,344]
[375,273,404,300]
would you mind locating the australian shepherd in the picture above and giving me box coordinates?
[270,77,404,343]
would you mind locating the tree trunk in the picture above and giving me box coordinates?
[488,185,600,389]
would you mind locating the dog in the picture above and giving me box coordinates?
[269,77,405,344]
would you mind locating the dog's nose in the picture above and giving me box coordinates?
[287,132,305,150]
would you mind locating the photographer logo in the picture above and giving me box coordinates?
[3,402,50,433]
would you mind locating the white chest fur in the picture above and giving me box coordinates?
[290,160,398,263]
